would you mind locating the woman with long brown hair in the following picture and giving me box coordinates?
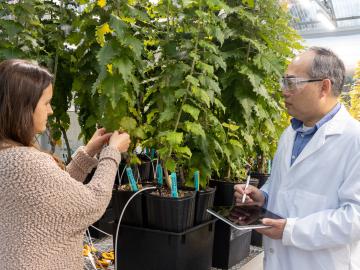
[0,59,130,269]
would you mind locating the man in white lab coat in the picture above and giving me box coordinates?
[234,47,360,270]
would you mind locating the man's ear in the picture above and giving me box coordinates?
[321,79,332,96]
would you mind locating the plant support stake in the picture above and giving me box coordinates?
[194,170,200,191]
[171,172,178,198]
[156,163,163,186]
[126,167,138,192]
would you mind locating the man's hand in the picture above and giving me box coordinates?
[234,184,265,206]
[256,218,287,239]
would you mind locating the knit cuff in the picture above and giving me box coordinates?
[282,217,298,246]
[71,146,99,173]
[99,146,121,165]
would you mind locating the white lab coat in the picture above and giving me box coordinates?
[261,105,360,270]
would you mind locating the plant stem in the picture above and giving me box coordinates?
[167,2,202,160]
[60,124,72,164]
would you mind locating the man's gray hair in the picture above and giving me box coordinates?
[307,47,345,96]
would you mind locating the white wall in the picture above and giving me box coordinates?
[304,34,360,76]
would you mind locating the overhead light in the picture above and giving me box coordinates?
[316,10,336,30]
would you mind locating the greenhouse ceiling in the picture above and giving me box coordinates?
[288,0,360,38]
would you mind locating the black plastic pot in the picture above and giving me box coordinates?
[209,179,236,206]
[112,189,144,226]
[209,179,259,207]
[194,187,216,225]
[250,172,270,188]
[89,208,114,238]
[115,219,216,270]
[249,173,270,247]
[145,191,196,232]
[212,221,251,269]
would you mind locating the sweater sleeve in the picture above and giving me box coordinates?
[66,146,99,182]
[18,146,121,229]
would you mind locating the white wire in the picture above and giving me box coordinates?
[118,165,127,186]
[85,229,107,270]
[90,224,112,237]
[85,229,97,270]
[114,186,158,270]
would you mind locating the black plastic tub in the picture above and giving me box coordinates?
[209,179,259,207]
[250,172,270,188]
[194,187,216,225]
[115,219,216,270]
[212,220,251,269]
[112,189,144,226]
[144,191,196,232]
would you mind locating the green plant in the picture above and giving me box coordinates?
[215,0,302,179]
[0,0,302,188]
[70,0,302,188]
[348,62,360,120]
[0,1,76,162]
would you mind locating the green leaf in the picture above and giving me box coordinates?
[123,36,143,59]
[222,123,240,131]
[175,88,187,99]
[184,121,206,138]
[146,109,159,124]
[214,27,225,45]
[214,98,226,113]
[97,42,115,67]
[133,127,146,139]
[109,14,127,40]
[159,108,175,123]
[199,75,221,94]
[182,104,200,120]
[162,131,183,145]
[196,62,214,75]
[119,116,137,132]
[165,159,176,172]
[242,132,254,148]
[186,75,199,87]
[229,139,243,149]
[101,75,124,108]
[0,20,22,36]
[113,57,134,84]
[174,146,192,158]
[191,86,211,108]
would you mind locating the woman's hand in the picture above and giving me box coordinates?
[109,131,131,153]
[84,128,112,157]
[234,184,265,207]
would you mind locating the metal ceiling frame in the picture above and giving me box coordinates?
[290,0,360,37]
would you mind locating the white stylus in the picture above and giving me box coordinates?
[242,173,251,203]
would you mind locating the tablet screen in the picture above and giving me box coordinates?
[207,204,283,229]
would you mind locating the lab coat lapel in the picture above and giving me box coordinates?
[283,127,296,170]
[289,105,347,169]
[290,128,326,168]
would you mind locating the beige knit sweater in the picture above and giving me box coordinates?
[0,145,120,270]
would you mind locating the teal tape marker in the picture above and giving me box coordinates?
[156,164,163,186]
[126,167,138,192]
[151,148,155,160]
[194,170,200,191]
[171,172,178,198]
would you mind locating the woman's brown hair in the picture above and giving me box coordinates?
[0,59,65,169]
[0,59,54,146]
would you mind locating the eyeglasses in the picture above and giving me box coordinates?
[279,77,324,91]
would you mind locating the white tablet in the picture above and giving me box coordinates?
[207,204,283,230]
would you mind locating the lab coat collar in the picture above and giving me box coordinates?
[288,104,348,168]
